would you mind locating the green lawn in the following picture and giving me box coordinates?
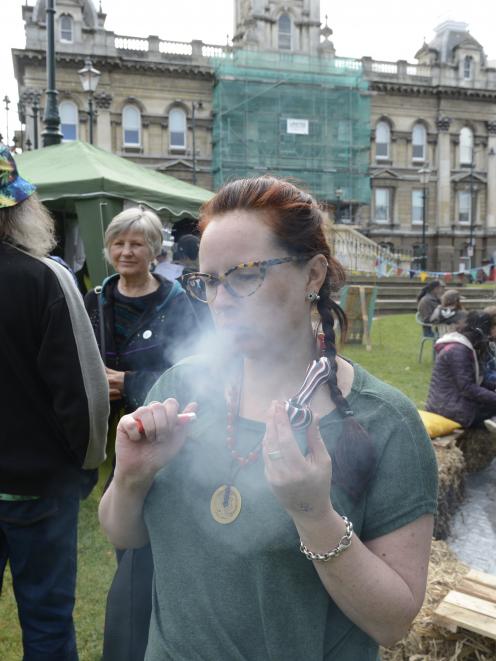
[343,313,433,407]
[0,313,432,660]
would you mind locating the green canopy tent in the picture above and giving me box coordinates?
[16,141,213,283]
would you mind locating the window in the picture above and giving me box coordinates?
[122,105,141,146]
[374,188,390,223]
[412,190,424,224]
[463,56,473,80]
[278,14,292,50]
[412,123,426,161]
[59,101,78,141]
[460,127,473,165]
[458,191,471,224]
[375,121,390,160]
[169,107,187,149]
[60,14,73,43]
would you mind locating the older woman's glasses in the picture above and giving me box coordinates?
[182,256,309,304]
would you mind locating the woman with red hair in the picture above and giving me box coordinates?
[100,177,437,660]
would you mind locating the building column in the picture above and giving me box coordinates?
[436,116,452,229]
[487,121,496,229]
[94,91,113,151]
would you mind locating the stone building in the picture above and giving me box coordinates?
[12,1,496,271]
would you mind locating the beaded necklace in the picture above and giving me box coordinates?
[210,357,333,524]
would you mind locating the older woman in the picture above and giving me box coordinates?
[85,206,199,412]
[85,206,199,661]
[100,178,437,661]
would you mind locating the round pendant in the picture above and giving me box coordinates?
[210,485,242,524]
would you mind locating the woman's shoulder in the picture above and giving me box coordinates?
[351,363,421,426]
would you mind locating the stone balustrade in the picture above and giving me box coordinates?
[327,224,412,274]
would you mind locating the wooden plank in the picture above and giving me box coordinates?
[466,569,496,590]
[433,602,496,640]
[458,578,496,604]
[443,590,496,620]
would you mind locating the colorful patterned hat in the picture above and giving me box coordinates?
[0,145,36,209]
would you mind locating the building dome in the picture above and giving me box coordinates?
[423,21,483,64]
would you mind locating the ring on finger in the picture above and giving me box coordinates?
[267,449,284,461]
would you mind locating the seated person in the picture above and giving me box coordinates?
[417,280,444,337]
[483,305,496,387]
[429,289,466,335]
[426,310,496,433]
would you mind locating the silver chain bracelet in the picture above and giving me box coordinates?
[299,516,353,562]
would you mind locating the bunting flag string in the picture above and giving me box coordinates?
[367,257,494,282]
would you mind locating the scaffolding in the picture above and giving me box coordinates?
[211,50,371,206]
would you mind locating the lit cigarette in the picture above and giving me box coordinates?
[134,412,197,434]
[177,412,197,424]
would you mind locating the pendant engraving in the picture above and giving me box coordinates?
[210,485,242,524]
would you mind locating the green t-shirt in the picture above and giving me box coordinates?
[143,356,438,661]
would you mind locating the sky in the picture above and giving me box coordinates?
[2,0,496,143]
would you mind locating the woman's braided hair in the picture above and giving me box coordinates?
[199,176,376,500]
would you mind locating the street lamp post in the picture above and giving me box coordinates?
[418,166,431,271]
[78,58,101,145]
[191,101,203,185]
[335,187,343,223]
[41,0,62,146]
[468,156,477,270]
[2,96,10,145]
[32,96,40,149]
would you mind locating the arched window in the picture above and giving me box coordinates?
[463,56,473,80]
[278,14,292,50]
[375,121,390,160]
[59,100,78,141]
[460,127,473,165]
[60,14,73,43]
[169,107,187,149]
[122,105,141,146]
[412,123,426,161]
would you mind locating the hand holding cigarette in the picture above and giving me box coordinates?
[114,399,197,483]
[134,411,197,434]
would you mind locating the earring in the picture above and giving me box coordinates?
[306,291,320,303]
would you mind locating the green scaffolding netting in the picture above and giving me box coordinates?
[211,50,371,206]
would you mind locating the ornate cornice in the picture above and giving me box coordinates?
[487,121,496,135]
[369,80,496,101]
[13,49,215,80]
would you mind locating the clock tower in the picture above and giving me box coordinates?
[233,1,323,55]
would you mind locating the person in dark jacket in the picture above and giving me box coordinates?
[84,212,199,413]
[417,280,445,335]
[0,146,109,660]
[426,310,496,431]
[84,206,200,661]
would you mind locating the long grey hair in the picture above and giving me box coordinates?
[0,194,56,257]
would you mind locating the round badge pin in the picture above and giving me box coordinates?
[143,330,152,339]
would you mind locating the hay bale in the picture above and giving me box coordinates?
[381,541,496,660]
[456,428,496,473]
[432,438,466,540]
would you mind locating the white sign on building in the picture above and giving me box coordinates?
[286,118,309,135]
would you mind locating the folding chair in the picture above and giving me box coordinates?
[415,312,439,363]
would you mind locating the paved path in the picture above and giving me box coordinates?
[448,458,496,573]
